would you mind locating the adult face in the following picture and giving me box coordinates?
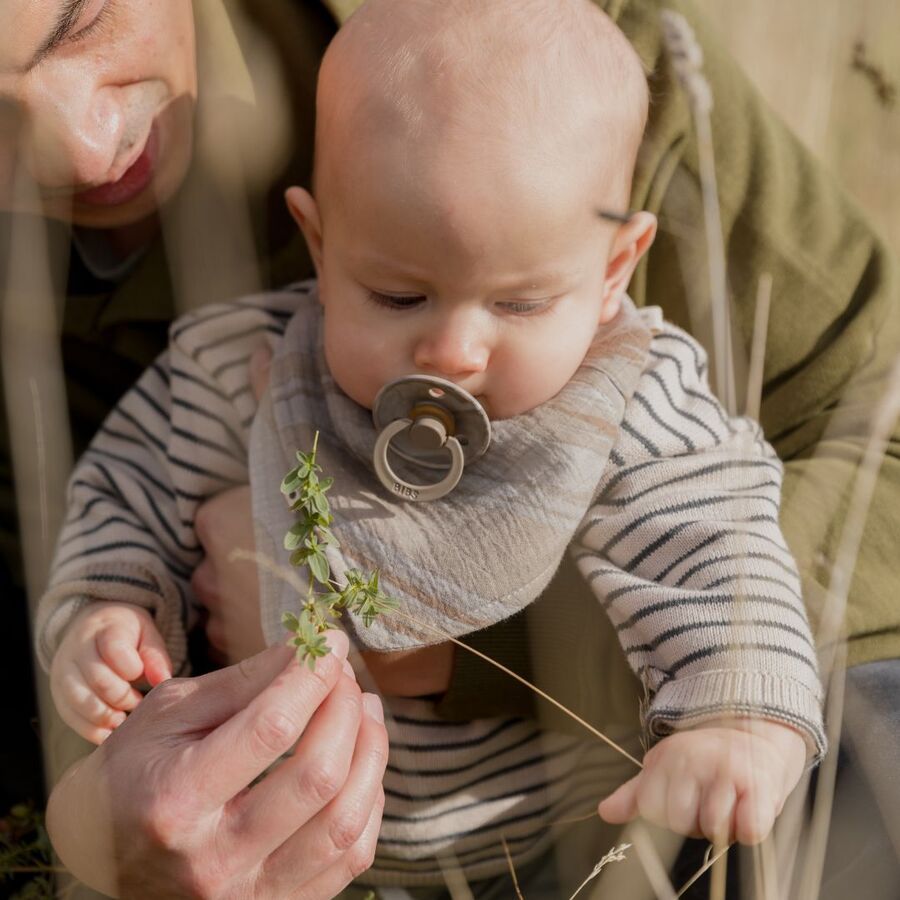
[0,0,197,228]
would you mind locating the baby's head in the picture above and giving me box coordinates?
[288,0,655,420]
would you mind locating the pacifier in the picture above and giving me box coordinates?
[372,375,491,501]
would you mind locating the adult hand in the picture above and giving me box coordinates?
[46,635,388,898]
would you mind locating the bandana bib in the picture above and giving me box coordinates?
[250,288,659,651]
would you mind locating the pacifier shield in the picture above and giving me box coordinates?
[372,375,491,471]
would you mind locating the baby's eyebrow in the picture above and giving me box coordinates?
[596,208,634,224]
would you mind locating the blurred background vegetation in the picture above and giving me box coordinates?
[695,0,898,253]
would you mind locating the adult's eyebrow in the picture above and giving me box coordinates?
[27,0,90,71]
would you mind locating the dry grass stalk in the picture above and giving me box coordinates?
[745,274,773,421]
[816,354,900,684]
[673,843,729,898]
[660,9,736,416]
[388,608,644,769]
[631,825,678,900]
[500,836,525,900]
[566,842,631,900]
[796,639,847,900]
[749,833,779,900]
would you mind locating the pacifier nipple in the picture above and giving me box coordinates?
[372,376,491,501]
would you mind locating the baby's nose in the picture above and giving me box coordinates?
[412,325,489,378]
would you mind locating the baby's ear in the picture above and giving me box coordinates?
[599,211,657,323]
[285,187,324,277]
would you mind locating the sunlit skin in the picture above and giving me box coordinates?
[0,0,197,230]
[44,0,810,850]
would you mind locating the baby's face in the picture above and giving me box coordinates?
[294,146,643,420]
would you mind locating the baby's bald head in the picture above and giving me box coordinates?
[313,0,649,218]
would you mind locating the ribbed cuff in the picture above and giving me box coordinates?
[648,668,827,763]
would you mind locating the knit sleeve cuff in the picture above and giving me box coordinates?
[646,669,827,764]
[34,567,189,678]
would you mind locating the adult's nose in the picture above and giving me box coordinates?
[412,310,490,380]
[20,78,125,190]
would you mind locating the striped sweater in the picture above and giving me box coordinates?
[35,284,825,886]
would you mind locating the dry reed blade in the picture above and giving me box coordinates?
[745,274,773,421]
[660,9,736,415]
[674,843,730,898]
[816,355,900,684]
[389,608,644,769]
[796,640,847,900]
[501,836,525,900]
[631,825,678,900]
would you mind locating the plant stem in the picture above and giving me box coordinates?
[390,608,643,769]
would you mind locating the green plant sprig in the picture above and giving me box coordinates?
[280,432,397,668]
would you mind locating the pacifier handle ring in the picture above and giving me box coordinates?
[373,418,465,502]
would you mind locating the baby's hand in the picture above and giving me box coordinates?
[50,603,173,745]
[598,718,808,845]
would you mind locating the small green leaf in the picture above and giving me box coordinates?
[282,611,301,632]
[308,549,331,584]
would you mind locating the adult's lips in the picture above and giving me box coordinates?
[74,125,159,207]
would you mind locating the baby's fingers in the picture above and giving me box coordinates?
[52,662,127,743]
[96,625,145,682]
[137,628,173,687]
[733,778,778,845]
[598,774,640,824]
[667,774,701,837]
[699,779,737,846]
[80,655,144,711]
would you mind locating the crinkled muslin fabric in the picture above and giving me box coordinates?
[250,292,660,651]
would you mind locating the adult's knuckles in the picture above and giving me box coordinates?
[249,709,300,760]
[293,754,346,808]
[327,803,371,854]
[345,792,384,879]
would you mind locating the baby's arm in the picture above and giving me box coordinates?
[50,603,172,744]
[599,717,807,844]
[35,297,295,694]
[576,321,825,842]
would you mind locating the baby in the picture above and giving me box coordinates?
[37,0,824,884]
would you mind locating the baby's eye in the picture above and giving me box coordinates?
[367,291,426,310]
[497,299,552,316]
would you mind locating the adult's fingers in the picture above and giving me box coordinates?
[287,788,385,900]
[180,633,350,813]
[143,635,339,733]
[222,673,366,873]
[259,696,388,895]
